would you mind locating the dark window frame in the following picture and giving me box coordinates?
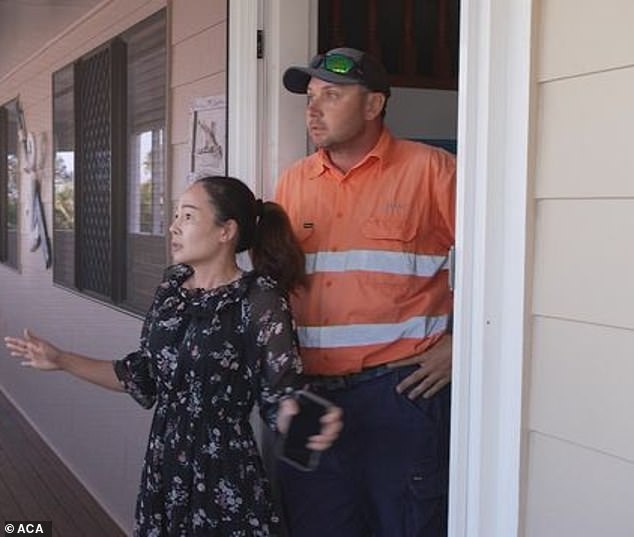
[52,9,167,315]
[0,105,7,264]
[0,99,20,270]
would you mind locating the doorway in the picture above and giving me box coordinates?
[228,0,534,535]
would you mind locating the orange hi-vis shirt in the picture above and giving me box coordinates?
[275,128,456,376]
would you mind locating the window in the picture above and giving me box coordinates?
[124,13,167,312]
[52,65,75,286]
[0,99,20,269]
[53,9,167,313]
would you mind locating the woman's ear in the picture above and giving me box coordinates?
[364,92,386,120]
[220,218,239,244]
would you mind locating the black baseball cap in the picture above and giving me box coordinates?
[283,47,391,97]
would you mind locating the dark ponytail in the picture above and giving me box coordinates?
[195,176,306,294]
[251,201,307,295]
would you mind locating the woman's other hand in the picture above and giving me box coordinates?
[277,398,343,451]
[308,404,342,451]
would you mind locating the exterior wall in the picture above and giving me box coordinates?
[524,1,634,535]
[170,0,227,200]
[0,0,227,532]
[0,1,101,76]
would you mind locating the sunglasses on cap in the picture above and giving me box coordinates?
[311,52,364,77]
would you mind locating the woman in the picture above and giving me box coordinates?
[4,176,341,536]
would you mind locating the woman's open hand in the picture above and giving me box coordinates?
[4,329,62,371]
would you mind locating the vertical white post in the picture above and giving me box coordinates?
[227,0,260,192]
[449,0,535,536]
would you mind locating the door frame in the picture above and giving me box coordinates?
[228,1,536,535]
[450,1,536,535]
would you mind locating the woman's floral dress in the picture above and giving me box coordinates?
[113,264,302,536]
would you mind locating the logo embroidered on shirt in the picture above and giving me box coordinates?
[383,201,406,213]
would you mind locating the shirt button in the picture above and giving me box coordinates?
[332,246,338,251]
[325,281,332,288]
[336,212,343,218]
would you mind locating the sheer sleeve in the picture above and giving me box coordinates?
[112,312,156,409]
[248,277,303,431]
[112,264,192,409]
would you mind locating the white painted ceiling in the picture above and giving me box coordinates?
[0,0,103,79]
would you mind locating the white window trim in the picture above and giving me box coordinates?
[228,1,535,535]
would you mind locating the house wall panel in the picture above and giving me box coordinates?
[172,22,227,87]
[535,67,634,199]
[538,0,634,81]
[532,199,634,328]
[0,1,94,80]
[172,0,226,45]
[529,317,634,461]
[171,142,192,194]
[524,433,634,537]
[526,1,634,535]
[0,0,165,96]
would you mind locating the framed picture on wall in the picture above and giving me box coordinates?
[189,95,226,181]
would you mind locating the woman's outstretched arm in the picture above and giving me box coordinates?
[4,329,123,392]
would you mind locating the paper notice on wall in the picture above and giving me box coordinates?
[188,95,226,182]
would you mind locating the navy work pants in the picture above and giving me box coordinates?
[278,365,450,537]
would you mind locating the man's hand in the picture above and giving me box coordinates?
[387,334,452,399]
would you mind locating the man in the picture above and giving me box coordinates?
[275,47,455,537]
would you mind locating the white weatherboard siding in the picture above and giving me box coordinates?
[525,433,634,537]
[526,0,634,535]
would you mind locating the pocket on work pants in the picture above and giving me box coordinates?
[404,464,448,537]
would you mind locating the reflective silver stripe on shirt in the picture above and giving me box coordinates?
[297,314,449,349]
[304,250,449,277]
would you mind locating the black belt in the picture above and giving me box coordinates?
[308,364,395,391]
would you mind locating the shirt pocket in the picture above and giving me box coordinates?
[362,216,417,243]
[361,217,417,285]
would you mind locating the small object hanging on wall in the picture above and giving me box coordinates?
[16,97,52,269]
[189,95,227,183]
[31,179,51,268]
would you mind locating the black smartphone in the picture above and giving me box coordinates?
[280,390,332,471]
